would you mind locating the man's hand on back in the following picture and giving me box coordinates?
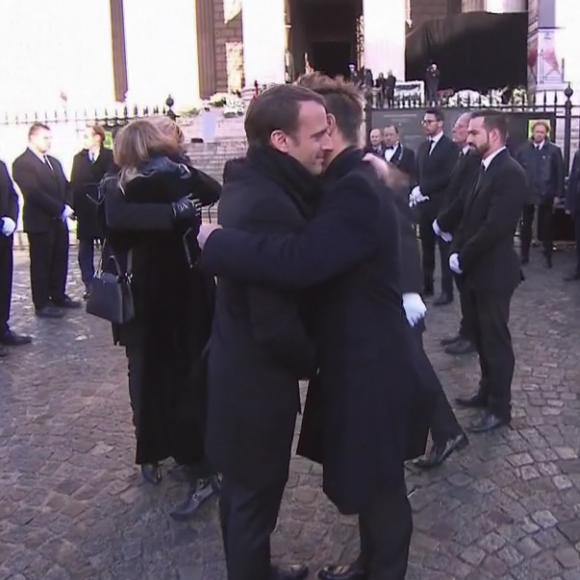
[197,223,222,249]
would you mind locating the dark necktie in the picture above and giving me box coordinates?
[385,145,394,150]
[43,155,53,171]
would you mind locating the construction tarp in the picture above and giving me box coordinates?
[405,11,528,92]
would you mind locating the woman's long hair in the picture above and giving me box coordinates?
[114,118,183,187]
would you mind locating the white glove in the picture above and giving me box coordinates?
[0,216,16,237]
[449,252,462,274]
[432,219,452,242]
[409,186,430,207]
[61,204,74,221]
[197,223,222,249]
[402,293,427,327]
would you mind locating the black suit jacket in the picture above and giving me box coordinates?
[70,147,114,240]
[12,149,71,234]
[416,135,458,211]
[451,149,527,293]
[0,160,19,222]
[566,149,580,217]
[437,150,481,234]
[204,159,315,489]
[201,148,430,514]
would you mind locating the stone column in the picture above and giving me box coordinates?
[554,0,580,99]
[241,0,286,86]
[484,0,527,12]
[123,0,200,106]
[363,0,406,80]
[461,0,484,11]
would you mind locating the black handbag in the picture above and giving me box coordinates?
[86,245,134,324]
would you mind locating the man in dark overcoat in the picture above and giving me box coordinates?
[204,85,332,580]
[0,159,32,354]
[199,78,427,580]
[70,124,114,298]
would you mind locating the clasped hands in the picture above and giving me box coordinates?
[61,204,74,222]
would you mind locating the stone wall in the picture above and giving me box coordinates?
[213,0,243,92]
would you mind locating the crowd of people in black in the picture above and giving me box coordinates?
[0,73,579,580]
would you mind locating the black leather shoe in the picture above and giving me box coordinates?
[564,271,580,281]
[440,334,461,347]
[520,255,529,265]
[433,292,453,306]
[169,476,219,521]
[318,561,366,580]
[35,306,63,319]
[167,463,196,483]
[52,295,82,309]
[468,412,510,433]
[0,330,32,346]
[414,433,469,469]
[455,393,487,408]
[444,338,476,355]
[272,564,309,580]
[141,463,162,485]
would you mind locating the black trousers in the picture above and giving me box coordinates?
[520,203,553,259]
[219,476,286,580]
[0,236,13,335]
[454,273,474,341]
[410,326,462,445]
[356,484,413,580]
[471,289,514,419]
[418,214,453,296]
[27,221,69,310]
[574,217,580,273]
[78,238,103,288]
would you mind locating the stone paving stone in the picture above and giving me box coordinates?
[1,247,580,579]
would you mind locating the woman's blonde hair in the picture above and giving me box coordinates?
[148,115,185,146]
[114,118,184,186]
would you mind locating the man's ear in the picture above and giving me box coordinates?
[270,130,290,153]
[327,114,337,136]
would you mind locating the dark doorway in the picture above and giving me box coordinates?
[288,0,361,79]
[310,41,352,77]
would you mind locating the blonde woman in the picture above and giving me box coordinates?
[99,117,220,519]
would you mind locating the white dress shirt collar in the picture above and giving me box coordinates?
[482,146,506,170]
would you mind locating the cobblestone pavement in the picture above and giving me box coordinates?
[2,246,580,580]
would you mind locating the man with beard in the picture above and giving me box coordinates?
[434,112,480,356]
[199,76,427,580]
[450,111,527,433]
[204,84,332,580]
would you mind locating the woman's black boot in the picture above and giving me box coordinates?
[141,463,162,485]
[169,475,219,521]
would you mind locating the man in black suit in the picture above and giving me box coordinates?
[0,160,32,356]
[564,148,580,281]
[362,128,384,157]
[383,124,415,182]
[450,111,527,433]
[204,85,331,580]
[199,78,427,580]
[415,108,458,305]
[12,123,81,318]
[70,124,114,299]
[434,112,480,356]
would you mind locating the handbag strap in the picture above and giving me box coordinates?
[97,240,132,278]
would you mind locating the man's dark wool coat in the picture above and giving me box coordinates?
[201,148,431,514]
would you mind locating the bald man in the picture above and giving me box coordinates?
[363,129,385,157]
[434,112,481,357]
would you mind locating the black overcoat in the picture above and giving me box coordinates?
[204,159,316,490]
[201,148,429,514]
[102,158,221,465]
[70,147,114,240]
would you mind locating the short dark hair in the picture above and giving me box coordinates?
[425,108,444,122]
[28,122,50,139]
[244,84,326,147]
[296,74,363,144]
[471,110,508,141]
[383,124,399,134]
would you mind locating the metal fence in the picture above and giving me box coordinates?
[364,86,580,171]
